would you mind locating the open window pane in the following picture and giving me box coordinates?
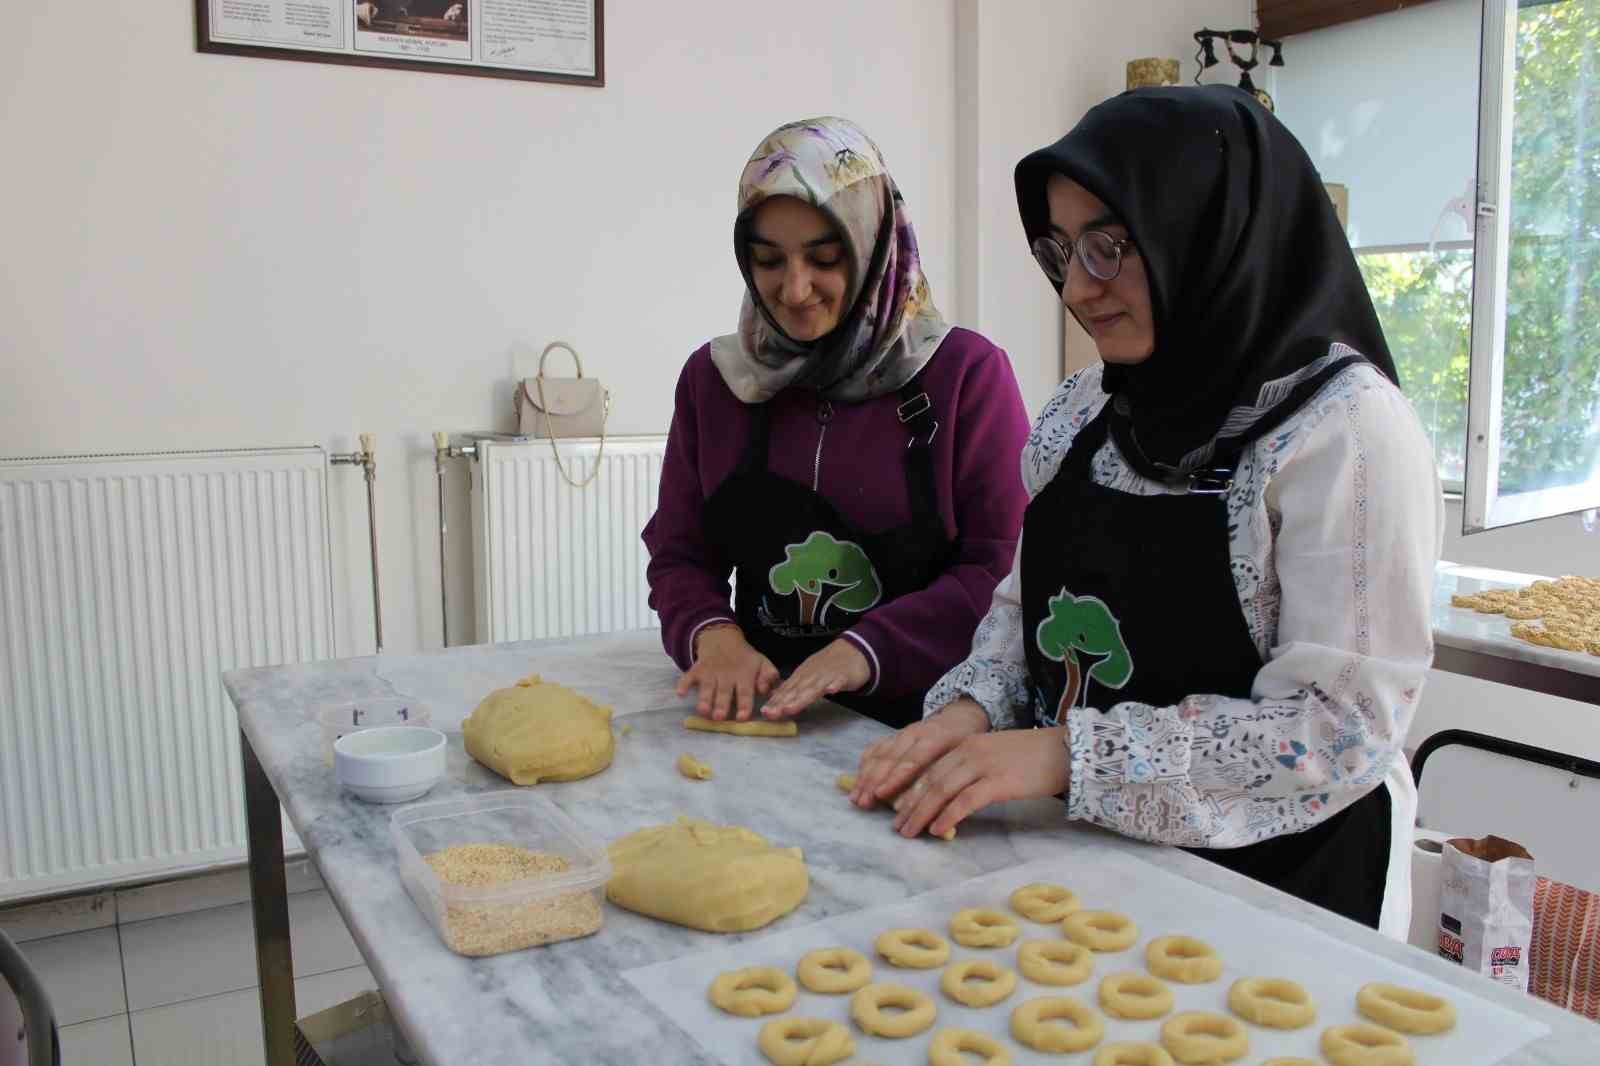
[1466,0,1600,530]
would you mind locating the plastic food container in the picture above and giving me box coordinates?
[318,698,432,766]
[392,792,610,957]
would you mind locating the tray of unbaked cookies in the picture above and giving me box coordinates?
[623,851,1549,1065]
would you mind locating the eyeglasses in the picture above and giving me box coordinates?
[1030,230,1135,285]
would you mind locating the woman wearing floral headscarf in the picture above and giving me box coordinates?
[643,117,1030,729]
[851,87,1445,936]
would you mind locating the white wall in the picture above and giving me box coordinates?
[954,0,1255,413]
[0,0,958,657]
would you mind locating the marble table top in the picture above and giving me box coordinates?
[224,630,1599,1066]
[1433,562,1600,679]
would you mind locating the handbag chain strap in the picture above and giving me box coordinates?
[534,340,608,488]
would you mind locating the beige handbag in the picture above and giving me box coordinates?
[515,341,611,487]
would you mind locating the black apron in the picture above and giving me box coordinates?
[703,379,953,728]
[1020,406,1391,928]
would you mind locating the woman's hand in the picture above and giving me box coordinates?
[849,698,990,810]
[760,638,872,719]
[890,725,1071,840]
[676,625,780,721]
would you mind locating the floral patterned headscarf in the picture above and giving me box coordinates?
[710,117,952,404]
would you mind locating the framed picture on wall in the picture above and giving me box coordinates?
[196,0,604,86]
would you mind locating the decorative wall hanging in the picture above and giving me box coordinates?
[1193,28,1283,111]
[196,0,604,85]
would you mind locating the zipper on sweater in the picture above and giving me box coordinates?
[813,399,833,491]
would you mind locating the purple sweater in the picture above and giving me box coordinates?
[642,327,1031,704]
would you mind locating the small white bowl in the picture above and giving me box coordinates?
[334,726,447,804]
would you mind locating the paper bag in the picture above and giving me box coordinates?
[1438,835,1536,992]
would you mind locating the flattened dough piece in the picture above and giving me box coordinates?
[463,675,614,784]
[677,753,713,780]
[606,817,808,932]
[684,715,798,737]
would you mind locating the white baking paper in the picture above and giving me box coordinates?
[623,851,1550,1066]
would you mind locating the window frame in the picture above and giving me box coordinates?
[1463,0,1600,531]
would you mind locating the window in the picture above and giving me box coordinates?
[1466,0,1600,529]
[1273,0,1600,530]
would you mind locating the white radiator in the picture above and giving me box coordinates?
[472,436,667,644]
[0,448,335,903]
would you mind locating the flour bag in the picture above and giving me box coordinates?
[1438,835,1536,992]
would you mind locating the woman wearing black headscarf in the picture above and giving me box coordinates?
[849,86,1444,935]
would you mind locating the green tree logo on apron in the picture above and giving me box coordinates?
[768,531,882,627]
[1037,590,1134,717]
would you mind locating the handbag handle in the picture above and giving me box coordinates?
[538,340,583,379]
[533,341,609,488]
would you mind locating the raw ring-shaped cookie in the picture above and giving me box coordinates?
[1160,1012,1249,1065]
[1063,910,1140,952]
[849,982,937,1038]
[1320,1024,1415,1066]
[1355,982,1457,1035]
[1010,995,1105,1053]
[1017,940,1094,986]
[950,907,1022,948]
[1093,1042,1175,1066]
[1098,971,1174,1020]
[875,928,951,969]
[1227,977,1316,1029]
[1009,882,1081,923]
[1144,936,1222,984]
[796,947,873,994]
[708,967,797,1017]
[941,959,1019,1007]
[757,1016,855,1066]
[927,1028,1012,1066]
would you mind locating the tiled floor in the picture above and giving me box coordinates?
[2,860,376,1066]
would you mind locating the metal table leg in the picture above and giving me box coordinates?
[242,729,297,1066]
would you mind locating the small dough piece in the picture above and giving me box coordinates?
[462,676,614,784]
[875,928,950,969]
[1009,882,1081,923]
[684,715,797,737]
[708,967,796,1017]
[797,948,873,994]
[849,983,937,1038]
[1063,910,1140,952]
[1355,982,1457,1035]
[1010,995,1105,1053]
[758,1017,855,1066]
[927,1029,1011,1066]
[1094,1044,1174,1066]
[676,753,713,780]
[940,959,1019,1007]
[606,817,807,932]
[1227,977,1316,1029]
[835,773,856,792]
[950,907,1021,948]
[1144,936,1221,984]
[1320,1024,1415,1066]
[1098,972,1174,1020]
[1161,1012,1248,1064]
[1018,939,1093,986]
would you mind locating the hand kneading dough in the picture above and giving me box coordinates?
[606,817,808,932]
[684,715,798,737]
[463,675,614,784]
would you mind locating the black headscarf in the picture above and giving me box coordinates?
[1015,85,1399,479]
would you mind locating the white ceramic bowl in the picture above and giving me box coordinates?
[334,726,447,804]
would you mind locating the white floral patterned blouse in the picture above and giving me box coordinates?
[925,350,1445,938]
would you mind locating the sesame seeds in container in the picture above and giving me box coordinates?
[392,792,609,956]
